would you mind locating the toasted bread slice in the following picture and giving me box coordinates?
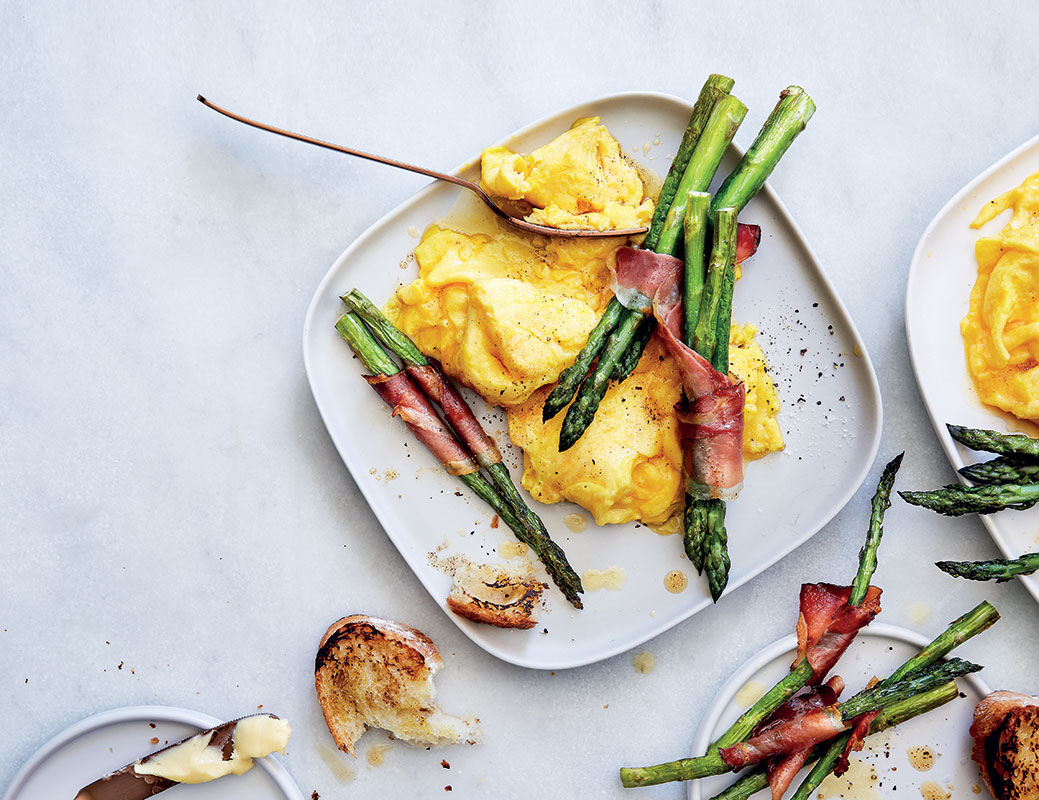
[315,615,479,755]
[971,691,1039,799]
[446,562,545,630]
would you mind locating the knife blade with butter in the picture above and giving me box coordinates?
[74,713,291,799]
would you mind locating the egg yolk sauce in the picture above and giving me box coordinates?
[480,117,654,232]
[963,171,1039,421]
[386,120,784,526]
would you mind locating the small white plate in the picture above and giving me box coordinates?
[690,623,991,800]
[905,134,1039,603]
[303,91,882,670]
[3,705,304,800]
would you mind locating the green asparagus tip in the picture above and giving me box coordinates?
[335,313,399,375]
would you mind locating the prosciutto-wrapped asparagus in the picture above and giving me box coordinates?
[335,312,584,607]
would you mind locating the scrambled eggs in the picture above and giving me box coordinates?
[386,120,784,526]
[963,171,1039,421]
[480,117,655,232]
[508,336,685,526]
[729,323,785,459]
[385,226,618,405]
[508,325,784,526]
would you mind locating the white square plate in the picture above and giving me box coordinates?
[303,92,882,669]
[905,134,1039,603]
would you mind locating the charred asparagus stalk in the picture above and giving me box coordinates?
[899,482,1039,515]
[947,424,1039,459]
[936,552,1039,582]
[336,310,584,607]
[960,458,1039,485]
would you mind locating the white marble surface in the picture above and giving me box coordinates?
[2,2,1038,798]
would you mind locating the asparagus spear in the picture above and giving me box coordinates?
[838,658,981,719]
[559,310,646,450]
[947,424,1039,459]
[692,209,738,365]
[851,453,904,604]
[899,482,1039,515]
[960,457,1039,485]
[613,316,656,384]
[680,194,715,573]
[642,74,735,252]
[682,192,713,345]
[543,75,735,422]
[711,86,816,214]
[684,500,709,572]
[340,291,584,607]
[936,552,1039,582]
[654,95,748,257]
[684,208,737,600]
[709,683,960,800]
[542,298,625,422]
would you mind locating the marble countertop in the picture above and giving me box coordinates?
[3,3,1038,798]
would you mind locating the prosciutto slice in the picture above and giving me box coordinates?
[405,360,502,469]
[794,583,883,683]
[612,246,745,498]
[364,372,478,476]
[736,222,762,264]
[835,709,879,777]
[720,706,847,770]
[761,677,844,800]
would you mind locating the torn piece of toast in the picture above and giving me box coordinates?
[315,615,480,755]
[446,562,546,630]
[970,690,1039,800]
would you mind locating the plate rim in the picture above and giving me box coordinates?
[688,622,992,800]
[2,704,304,800]
[904,132,1039,602]
[302,90,884,670]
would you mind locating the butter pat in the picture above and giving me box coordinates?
[134,714,290,784]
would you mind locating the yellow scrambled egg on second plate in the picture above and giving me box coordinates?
[385,120,784,526]
[963,170,1039,421]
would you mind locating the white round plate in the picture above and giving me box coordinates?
[690,623,991,800]
[3,705,305,800]
[905,134,1039,602]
